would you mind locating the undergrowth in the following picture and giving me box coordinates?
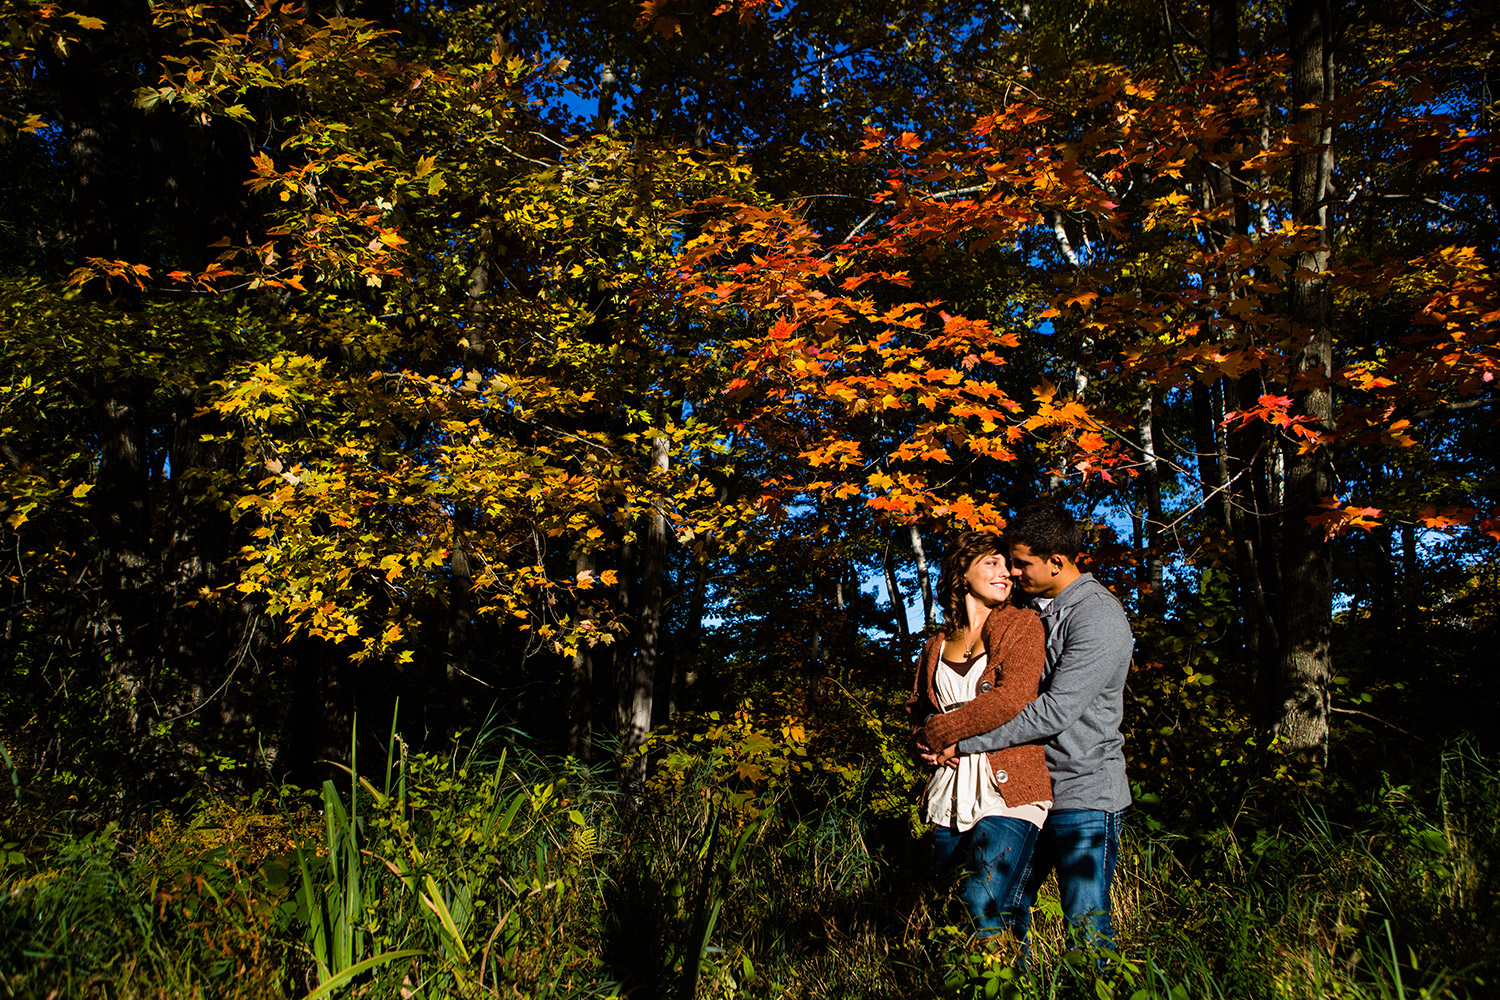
[1,734,1495,1000]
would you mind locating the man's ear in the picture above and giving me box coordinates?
[1048,553,1067,574]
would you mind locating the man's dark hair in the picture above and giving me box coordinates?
[1006,500,1083,560]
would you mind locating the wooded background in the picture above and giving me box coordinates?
[1,0,1496,804]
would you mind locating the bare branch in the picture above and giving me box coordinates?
[822,206,886,260]
[509,414,620,456]
[1331,706,1425,742]
[927,184,993,200]
[1408,397,1494,421]
[483,136,557,168]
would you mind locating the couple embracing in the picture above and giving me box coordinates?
[908,501,1134,954]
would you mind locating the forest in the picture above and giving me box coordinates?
[1,0,1497,996]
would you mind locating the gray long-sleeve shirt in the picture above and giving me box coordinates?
[958,573,1133,812]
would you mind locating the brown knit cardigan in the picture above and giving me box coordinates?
[906,603,1051,808]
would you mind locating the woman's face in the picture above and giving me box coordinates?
[964,551,1013,607]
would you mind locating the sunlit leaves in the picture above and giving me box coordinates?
[1307,499,1386,540]
[665,40,1499,544]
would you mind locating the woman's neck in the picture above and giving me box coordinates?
[962,595,997,635]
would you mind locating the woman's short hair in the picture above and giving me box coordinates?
[936,530,1006,631]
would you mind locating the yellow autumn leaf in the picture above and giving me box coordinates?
[378,554,405,580]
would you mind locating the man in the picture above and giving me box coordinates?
[934,500,1134,955]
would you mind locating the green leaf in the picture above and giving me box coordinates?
[298,949,422,1000]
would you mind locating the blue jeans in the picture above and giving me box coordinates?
[1016,808,1124,955]
[932,816,1040,937]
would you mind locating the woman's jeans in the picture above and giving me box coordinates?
[932,816,1039,937]
[1017,808,1124,956]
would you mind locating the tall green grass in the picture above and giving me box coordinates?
[1,722,623,1000]
[2,738,1495,999]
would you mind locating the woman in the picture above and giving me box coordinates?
[907,530,1050,940]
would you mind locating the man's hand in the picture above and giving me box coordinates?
[921,743,960,769]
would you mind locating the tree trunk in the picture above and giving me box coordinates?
[679,488,723,706]
[1199,0,1284,697]
[1206,0,1251,233]
[613,534,634,716]
[568,550,595,760]
[883,532,910,653]
[597,62,618,133]
[1208,0,1239,77]
[445,509,474,694]
[1275,0,1337,759]
[1200,0,1281,697]
[1138,389,1165,615]
[806,544,830,721]
[55,32,156,739]
[1370,526,1395,650]
[1231,373,1283,727]
[619,432,669,787]
[910,524,935,629]
[446,227,491,697]
[1193,382,1231,527]
[92,380,155,736]
[159,387,263,768]
[1400,520,1418,605]
[842,560,861,657]
[681,553,707,707]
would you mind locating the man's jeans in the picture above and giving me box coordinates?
[933,816,1040,937]
[1017,808,1124,955]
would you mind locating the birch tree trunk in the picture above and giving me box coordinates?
[910,524,935,630]
[596,62,617,133]
[1138,390,1165,615]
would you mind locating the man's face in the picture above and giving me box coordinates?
[1007,542,1064,598]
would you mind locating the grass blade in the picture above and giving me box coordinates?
[298,948,424,1000]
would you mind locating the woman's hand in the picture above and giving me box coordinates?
[921,743,960,769]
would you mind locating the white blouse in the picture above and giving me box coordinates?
[924,654,1052,832]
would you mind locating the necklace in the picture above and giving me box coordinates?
[955,608,994,659]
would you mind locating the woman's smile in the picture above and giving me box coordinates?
[965,555,1014,606]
